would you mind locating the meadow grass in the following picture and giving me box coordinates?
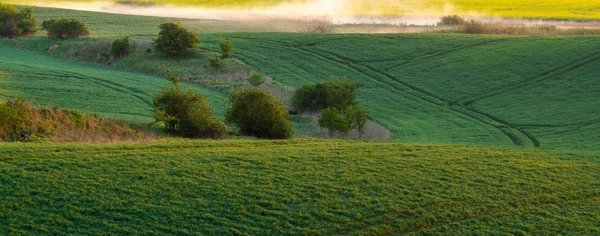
[0,42,227,123]
[9,0,600,20]
[0,140,599,234]
[3,7,599,149]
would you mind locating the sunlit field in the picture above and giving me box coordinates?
[7,0,600,20]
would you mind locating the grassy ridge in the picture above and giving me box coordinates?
[1,140,599,234]
[0,42,227,123]
[9,0,600,20]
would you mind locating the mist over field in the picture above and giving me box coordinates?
[8,0,472,25]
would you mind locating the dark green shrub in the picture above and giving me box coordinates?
[153,22,199,57]
[226,88,292,139]
[42,18,89,39]
[292,78,364,111]
[153,72,226,139]
[111,36,132,58]
[208,55,223,69]
[0,3,37,37]
[0,100,30,141]
[438,15,465,26]
[249,73,265,87]
[220,38,234,58]
[317,107,348,137]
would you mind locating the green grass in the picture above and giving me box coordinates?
[0,41,227,123]
[0,140,599,234]
[2,7,598,150]
[9,0,600,20]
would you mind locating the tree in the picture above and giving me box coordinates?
[248,73,265,87]
[153,72,226,139]
[317,107,348,137]
[154,22,199,57]
[292,77,364,111]
[226,88,292,139]
[345,105,368,139]
[0,99,30,141]
[0,3,37,38]
[41,18,89,39]
[111,36,132,58]
[220,38,234,58]
[437,15,465,26]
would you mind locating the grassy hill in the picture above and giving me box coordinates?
[1,140,599,234]
[8,0,600,20]
[0,42,227,123]
[1,7,598,149]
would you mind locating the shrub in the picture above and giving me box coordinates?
[438,15,465,26]
[462,20,488,34]
[317,107,348,137]
[0,3,37,37]
[153,72,226,139]
[226,88,292,139]
[0,100,30,141]
[153,22,199,57]
[249,73,265,87]
[220,38,234,58]
[208,55,224,69]
[42,18,90,39]
[111,36,132,58]
[292,77,364,111]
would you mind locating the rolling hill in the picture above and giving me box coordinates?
[1,140,599,234]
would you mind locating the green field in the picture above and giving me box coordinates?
[9,0,600,20]
[0,42,227,123]
[1,7,599,149]
[1,140,599,234]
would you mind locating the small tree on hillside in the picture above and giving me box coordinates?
[154,22,199,57]
[226,88,292,139]
[437,15,465,26]
[111,36,132,58]
[42,18,89,39]
[0,3,37,38]
[292,77,364,111]
[153,72,226,139]
[220,38,234,58]
[317,107,348,137]
[345,104,368,139]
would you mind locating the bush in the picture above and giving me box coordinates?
[226,88,292,139]
[0,3,37,37]
[0,100,30,141]
[208,55,224,69]
[42,18,90,39]
[463,20,488,34]
[249,73,265,87]
[111,36,132,58]
[318,107,348,137]
[154,22,199,57]
[220,38,234,58]
[153,72,226,139]
[438,15,465,26]
[292,77,364,111]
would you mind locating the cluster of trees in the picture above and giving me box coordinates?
[153,73,292,139]
[292,78,369,138]
[1,3,89,38]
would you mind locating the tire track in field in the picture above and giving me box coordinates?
[460,52,600,106]
[235,37,530,146]
[296,46,536,147]
[381,39,507,71]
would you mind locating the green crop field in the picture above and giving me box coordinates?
[1,7,599,150]
[8,0,600,20]
[1,140,599,234]
[0,42,227,123]
[1,5,600,235]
